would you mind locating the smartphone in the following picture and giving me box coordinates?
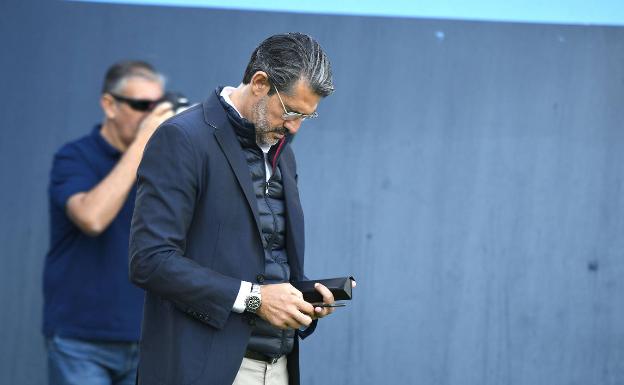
[312,303,346,308]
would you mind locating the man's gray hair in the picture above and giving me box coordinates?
[101,60,165,95]
[242,33,334,97]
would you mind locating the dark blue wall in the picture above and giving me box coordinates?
[2,1,624,384]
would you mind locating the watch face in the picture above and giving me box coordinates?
[246,295,261,312]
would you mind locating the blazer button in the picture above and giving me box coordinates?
[256,274,265,283]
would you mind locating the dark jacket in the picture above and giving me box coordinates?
[129,89,315,385]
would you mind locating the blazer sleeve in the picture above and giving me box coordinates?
[129,122,240,330]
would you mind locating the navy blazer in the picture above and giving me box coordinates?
[129,90,314,385]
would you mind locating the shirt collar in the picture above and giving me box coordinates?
[219,86,243,118]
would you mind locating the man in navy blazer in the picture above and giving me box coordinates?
[129,33,344,385]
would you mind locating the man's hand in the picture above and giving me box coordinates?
[134,102,174,147]
[311,279,357,319]
[256,283,314,330]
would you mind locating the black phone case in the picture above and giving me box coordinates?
[292,276,354,303]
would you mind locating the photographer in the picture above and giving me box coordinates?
[42,60,174,385]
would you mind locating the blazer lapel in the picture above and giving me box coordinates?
[204,94,263,243]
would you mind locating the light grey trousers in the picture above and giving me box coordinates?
[232,356,288,385]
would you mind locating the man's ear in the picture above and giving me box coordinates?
[100,94,118,119]
[250,71,270,97]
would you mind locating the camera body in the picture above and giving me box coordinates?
[162,91,191,114]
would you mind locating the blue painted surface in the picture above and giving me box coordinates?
[69,0,624,26]
[2,1,624,384]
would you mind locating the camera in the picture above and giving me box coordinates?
[162,91,192,114]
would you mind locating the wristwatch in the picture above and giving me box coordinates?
[245,284,262,313]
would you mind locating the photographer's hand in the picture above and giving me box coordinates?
[133,102,174,148]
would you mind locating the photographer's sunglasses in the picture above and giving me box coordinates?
[109,93,162,112]
[273,87,318,121]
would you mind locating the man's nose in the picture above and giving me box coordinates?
[284,119,303,135]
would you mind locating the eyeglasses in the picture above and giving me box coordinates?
[273,87,318,121]
[109,93,162,112]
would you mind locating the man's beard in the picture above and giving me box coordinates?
[252,96,286,146]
